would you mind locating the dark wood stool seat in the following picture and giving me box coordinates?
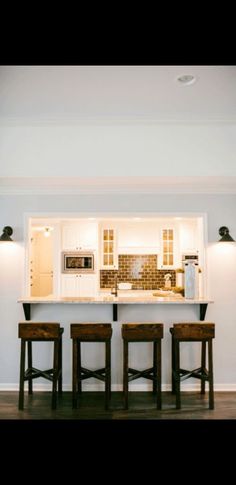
[170,322,215,409]
[18,322,64,410]
[122,323,163,410]
[70,323,112,410]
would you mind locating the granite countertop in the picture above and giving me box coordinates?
[18,290,213,305]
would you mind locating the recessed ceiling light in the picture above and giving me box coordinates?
[176,74,197,86]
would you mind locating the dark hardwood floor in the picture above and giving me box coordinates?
[0,391,236,419]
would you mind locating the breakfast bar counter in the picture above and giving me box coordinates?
[18,294,213,321]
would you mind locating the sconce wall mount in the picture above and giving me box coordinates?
[218,226,235,242]
[0,226,13,241]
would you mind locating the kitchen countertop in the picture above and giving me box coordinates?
[18,291,213,321]
[18,292,213,305]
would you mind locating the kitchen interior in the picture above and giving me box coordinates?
[28,215,205,301]
[1,65,236,424]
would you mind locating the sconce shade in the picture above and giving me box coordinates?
[0,226,13,241]
[218,226,235,242]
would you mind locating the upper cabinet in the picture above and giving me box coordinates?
[118,222,159,255]
[158,225,179,269]
[100,224,118,269]
[179,221,198,254]
[62,222,98,251]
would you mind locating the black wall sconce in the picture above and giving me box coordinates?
[0,226,13,241]
[218,226,235,242]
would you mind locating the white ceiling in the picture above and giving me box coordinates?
[1,65,236,123]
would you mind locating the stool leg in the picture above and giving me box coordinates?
[27,341,33,395]
[175,340,181,409]
[105,339,111,410]
[52,339,59,410]
[77,340,82,394]
[19,339,26,410]
[153,341,157,395]
[208,339,214,410]
[171,333,176,394]
[123,340,129,410]
[72,339,78,408]
[157,340,162,410]
[58,336,63,395]
[201,341,206,394]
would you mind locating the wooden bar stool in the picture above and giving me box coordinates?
[170,322,215,409]
[18,322,64,410]
[122,323,163,410]
[70,323,112,410]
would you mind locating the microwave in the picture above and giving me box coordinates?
[62,252,95,273]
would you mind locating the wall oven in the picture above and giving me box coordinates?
[62,252,95,273]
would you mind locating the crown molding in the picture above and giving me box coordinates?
[1,177,236,195]
[1,116,236,126]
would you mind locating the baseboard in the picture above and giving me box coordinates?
[1,383,236,392]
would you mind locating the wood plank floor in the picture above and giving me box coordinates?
[1,391,236,419]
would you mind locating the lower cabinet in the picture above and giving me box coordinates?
[61,274,97,297]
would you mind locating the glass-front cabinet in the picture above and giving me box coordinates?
[100,225,118,269]
[158,225,179,269]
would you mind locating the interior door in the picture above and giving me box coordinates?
[30,231,53,296]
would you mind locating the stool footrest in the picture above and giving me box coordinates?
[128,366,156,382]
[80,366,107,382]
[173,367,210,382]
[24,367,61,382]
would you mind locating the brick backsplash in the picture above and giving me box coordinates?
[100,255,176,290]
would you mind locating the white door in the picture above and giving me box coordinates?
[30,231,53,297]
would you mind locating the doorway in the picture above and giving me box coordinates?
[30,230,53,297]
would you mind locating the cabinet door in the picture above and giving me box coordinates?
[79,274,97,297]
[100,227,118,269]
[78,222,98,250]
[62,225,80,250]
[158,227,179,269]
[61,275,78,296]
[62,223,98,250]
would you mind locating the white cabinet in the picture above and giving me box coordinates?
[100,225,118,269]
[118,222,159,254]
[62,222,98,251]
[179,221,198,253]
[61,274,97,297]
[158,225,179,269]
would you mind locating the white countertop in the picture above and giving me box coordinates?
[18,291,213,305]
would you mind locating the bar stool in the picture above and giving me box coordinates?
[18,322,64,410]
[70,323,112,410]
[122,323,163,410]
[170,322,215,409]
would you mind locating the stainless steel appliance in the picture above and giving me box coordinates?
[62,252,95,273]
[182,254,199,299]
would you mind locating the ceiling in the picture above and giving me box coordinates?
[0,65,236,123]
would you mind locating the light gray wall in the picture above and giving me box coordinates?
[1,193,236,390]
[1,123,236,176]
